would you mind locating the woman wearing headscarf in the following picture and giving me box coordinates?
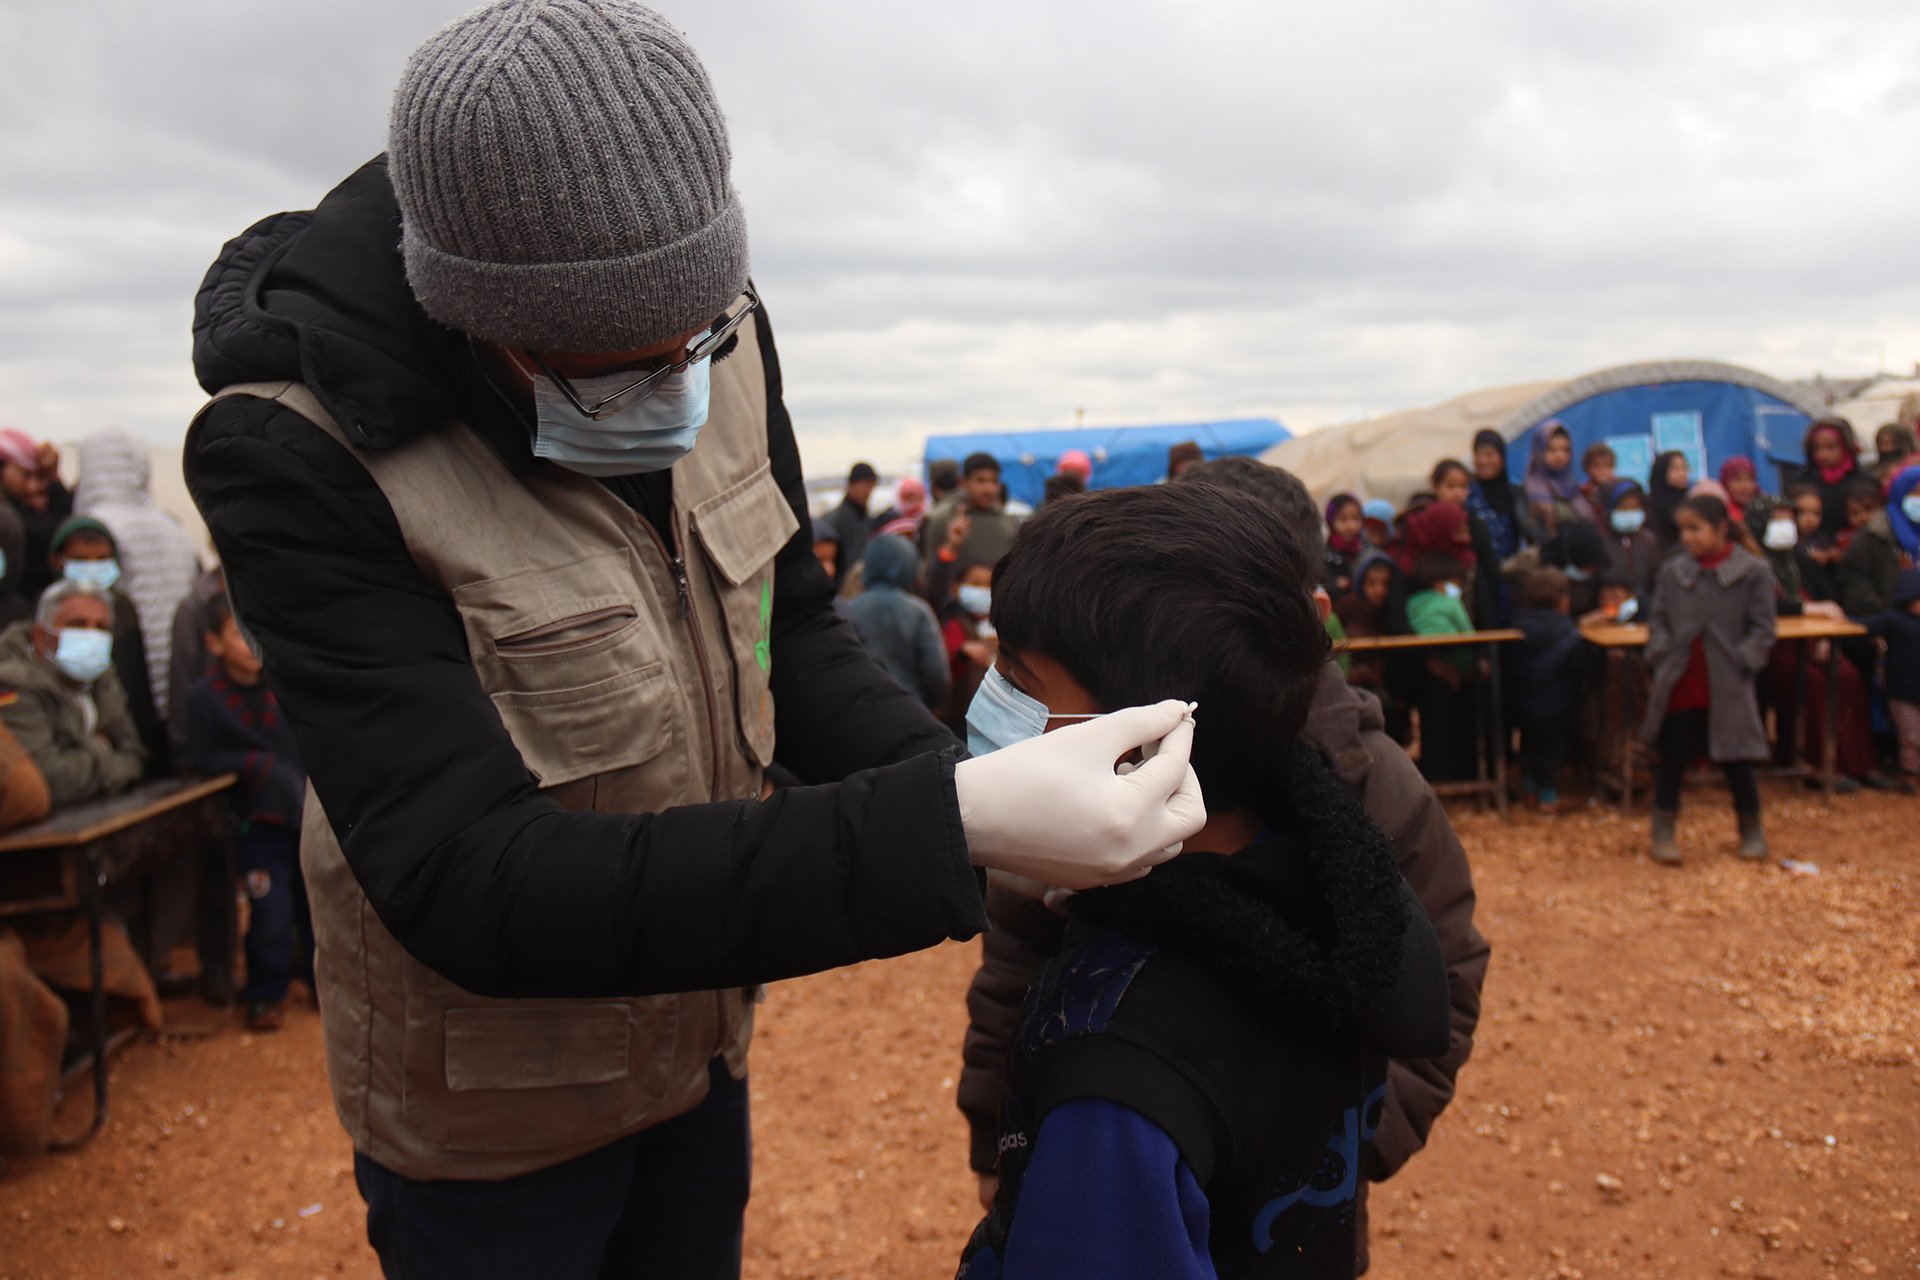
[1432,460,1506,626]
[1800,417,1862,537]
[1322,493,1366,597]
[1874,424,1916,487]
[871,475,929,540]
[1466,429,1525,558]
[1645,450,1692,551]
[1887,463,1920,559]
[1522,420,1599,536]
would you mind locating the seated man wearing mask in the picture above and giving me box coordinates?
[48,516,167,772]
[0,580,146,807]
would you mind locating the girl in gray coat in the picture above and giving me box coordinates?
[1640,495,1777,865]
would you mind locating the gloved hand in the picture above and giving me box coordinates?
[956,700,1205,891]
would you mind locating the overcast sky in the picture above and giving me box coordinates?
[3,0,1917,480]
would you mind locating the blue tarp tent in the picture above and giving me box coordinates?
[923,418,1290,508]
[1496,361,1825,495]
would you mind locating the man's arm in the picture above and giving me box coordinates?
[753,305,962,781]
[96,680,148,793]
[188,394,985,1003]
[1357,732,1490,1179]
[0,694,108,808]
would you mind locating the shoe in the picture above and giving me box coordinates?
[245,1001,286,1032]
[1860,773,1917,795]
[1806,775,1863,795]
[1650,810,1681,865]
[1737,811,1770,861]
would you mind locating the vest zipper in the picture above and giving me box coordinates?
[641,515,726,803]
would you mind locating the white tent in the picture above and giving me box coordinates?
[1825,375,1920,453]
[1258,380,1559,508]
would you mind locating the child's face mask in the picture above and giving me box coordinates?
[965,664,1099,756]
[1763,519,1797,551]
[957,584,992,616]
[1439,581,1464,601]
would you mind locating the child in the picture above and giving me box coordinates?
[1646,450,1692,550]
[1787,484,1842,602]
[1359,497,1395,551]
[1859,569,1920,775]
[1323,493,1365,596]
[957,482,1446,1279]
[183,594,310,1028]
[1836,476,1901,616]
[1403,550,1479,783]
[1509,568,1589,812]
[1801,417,1862,537]
[1583,573,1642,626]
[1333,553,1411,742]
[1600,480,1661,597]
[842,535,949,710]
[1640,495,1777,865]
[940,560,997,734]
[1580,441,1617,512]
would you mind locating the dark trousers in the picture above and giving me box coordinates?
[238,823,311,1005]
[1521,718,1571,795]
[355,1057,751,1280]
[1652,709,1759,815]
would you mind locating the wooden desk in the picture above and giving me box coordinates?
[1337,630,1526,817]
[1578,616,1868,807]
[0,775,237,1149]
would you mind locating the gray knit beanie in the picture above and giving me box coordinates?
[388,0,748,353]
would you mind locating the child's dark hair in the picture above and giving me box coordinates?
[206,592,236,633]
[1176,456,1323,567]
[1680,493,1731,528]
[1785,482,1822,508]
[1582,441,1616,470]
[1521,566,1570,609]
[1841,475,1883,509]
[1408,551,1464,592]
[1429,458,1469,490]
[992,483,1329,814]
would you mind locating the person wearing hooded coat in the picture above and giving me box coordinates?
[1600,480,1662,597]
[841,535,949,709]
[73,432,202,723]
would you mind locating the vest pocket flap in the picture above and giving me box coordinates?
[443,1004,631,1092]
[455,549,638,649]
[692,463,801,587]
[492,662,677,787]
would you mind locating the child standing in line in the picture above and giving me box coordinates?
[1323,494,1366,597]
[1640,495,1777,866]
[1509,568,1590,813]
[1403,550,1479,783]
[183,594,310,1028]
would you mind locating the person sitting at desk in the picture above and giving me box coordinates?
[0,580,147,807]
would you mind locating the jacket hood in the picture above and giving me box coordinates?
[1301,659,1381,790]
[191,158,479,453]
[1071,739,1413,1040]
[861,534,920,590]
[0,620,53,689]
[72,432,150,506]
[1890,463,1920,554]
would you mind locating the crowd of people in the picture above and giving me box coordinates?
[816,413,1920,870]
[0,424,309,1065]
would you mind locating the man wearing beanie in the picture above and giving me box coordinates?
[183,3,1204,1275]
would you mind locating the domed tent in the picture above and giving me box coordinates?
[1263,360,1826,505]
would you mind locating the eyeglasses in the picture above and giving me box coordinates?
[516,285,760,421]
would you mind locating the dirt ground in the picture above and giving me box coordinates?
[2,781,1917,1279]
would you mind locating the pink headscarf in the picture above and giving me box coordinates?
[894,475,926,518]
[0,428,40,472]
[1057,449,1093,481]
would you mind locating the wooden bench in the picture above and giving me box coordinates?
[1337,630,1525,817]
[0,775,238,1149]
[1580,615,1868,808]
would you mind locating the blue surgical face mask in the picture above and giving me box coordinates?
[1763,519,1797,551]
[1610,508,1646,534]
[530,358,711,477]
[1616,596,1640,623]
[1903,494,1920,523]
[1565,565,1593,582]
[957,584,992,616]
[964,664,1100,756]
[1439,581,1464,601]
[63,558,121,592]
[52,627,113,684]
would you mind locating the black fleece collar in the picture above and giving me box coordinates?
[1070,740,1408,1030]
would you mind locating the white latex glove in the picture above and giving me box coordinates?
[956,700,1205,891]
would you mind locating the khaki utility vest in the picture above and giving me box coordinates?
[193,318,798,1180]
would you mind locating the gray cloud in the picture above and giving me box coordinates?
[2,0,1916,482]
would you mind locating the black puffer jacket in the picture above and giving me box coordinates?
[185,158,984,1001]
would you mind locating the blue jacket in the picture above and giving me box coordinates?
[1508,605,1590,726]
[842,535,950,708]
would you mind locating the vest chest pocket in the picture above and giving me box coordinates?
[454,550,682,789]
[692,463,801,768]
